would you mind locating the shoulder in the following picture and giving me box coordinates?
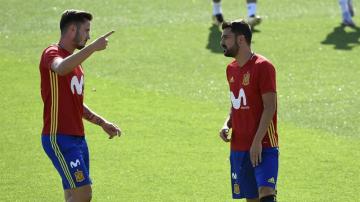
[41,45,66,60]
[226,60,238,71]
[40,45,62,70]
[43,44,60,55]
[253,54,275,71]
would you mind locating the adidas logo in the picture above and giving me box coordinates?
[229,77,234,83]
[267,177,275,184]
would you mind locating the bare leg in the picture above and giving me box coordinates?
[65,184,92,202]
[64,190,71,202]
[258,186,276,201]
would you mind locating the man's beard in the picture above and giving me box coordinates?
[223,44,239,57]
[76,44,85,50]
[74,30,86,50]
[222,43,239,57]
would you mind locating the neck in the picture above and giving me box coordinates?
[58,38,75,54]
[235,48,253,67]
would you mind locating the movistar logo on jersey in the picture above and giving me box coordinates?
[70,75,84,95]
[230,88,248,110]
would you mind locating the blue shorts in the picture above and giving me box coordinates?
[230,147,279,199]
[42,134,92,190]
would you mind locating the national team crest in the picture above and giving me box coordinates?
[234,183,240,194]
[242,72,250,86]
[74,170,85,182]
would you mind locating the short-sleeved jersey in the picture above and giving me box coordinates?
[39,45,85,136]
[226,54,278,151]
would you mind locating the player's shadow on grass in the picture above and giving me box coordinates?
[321,25,360,50]
[206,24,223,54]
[206,24,260,54]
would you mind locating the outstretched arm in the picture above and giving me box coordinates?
[51,31,115,76]
[83,103,121,139]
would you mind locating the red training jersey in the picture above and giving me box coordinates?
[39,45,85,136]
[226,53,278,151]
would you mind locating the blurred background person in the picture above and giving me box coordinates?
[339,0,356,27]
[212,0,261,29]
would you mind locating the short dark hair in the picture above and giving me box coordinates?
[222,19,252,45]
[60,9,93,34]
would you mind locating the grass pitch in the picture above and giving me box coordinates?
[0,0,359,201]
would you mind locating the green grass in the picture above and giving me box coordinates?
[1,0,360,201]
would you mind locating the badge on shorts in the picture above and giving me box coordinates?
[242,72,250,86]
[74,170,85,182]
[234,183,240,194]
